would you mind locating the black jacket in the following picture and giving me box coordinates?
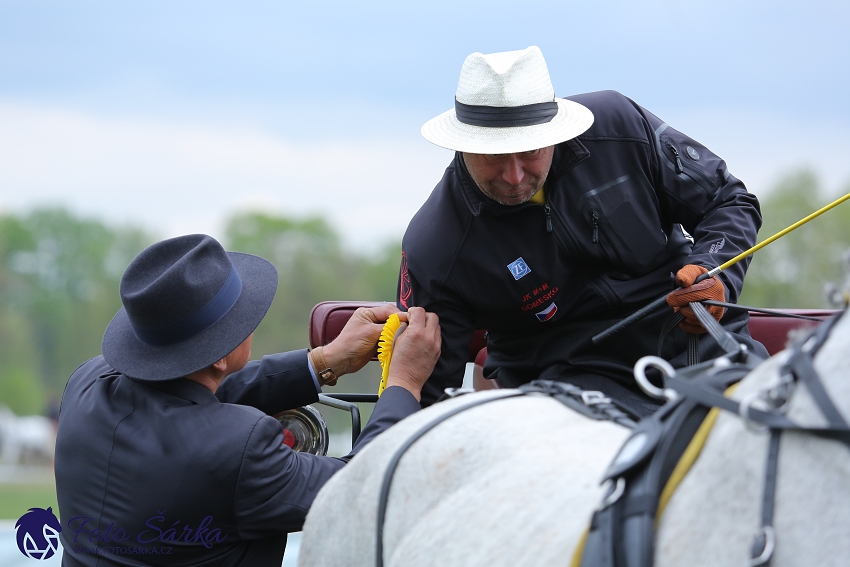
[399,90,767,406]
[55,351,421,566]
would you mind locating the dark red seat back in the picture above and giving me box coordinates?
[308,301,390,360]
[308,301,838,362]
[746,309,835,355]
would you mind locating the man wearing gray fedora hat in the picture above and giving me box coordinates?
[401,46,767,412]
[54,234,440,566]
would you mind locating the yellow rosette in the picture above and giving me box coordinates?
[377,313,402,396]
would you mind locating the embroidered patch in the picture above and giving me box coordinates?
[535,302,558,322]
[709,238,725,253]
[507,257,531,280]
[399,251,412,308]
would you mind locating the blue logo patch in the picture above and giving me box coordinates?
[507,257,531,280]
[15,507,61,560]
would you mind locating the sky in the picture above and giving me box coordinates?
[1,0,848,251]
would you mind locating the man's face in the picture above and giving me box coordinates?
[462,146,555,206]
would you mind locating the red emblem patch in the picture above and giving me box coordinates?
[399,251,412,309]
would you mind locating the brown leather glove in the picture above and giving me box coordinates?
[666,265,726,334]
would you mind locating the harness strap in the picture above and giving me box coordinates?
[690,301,741,355]
[375,390,523,567]
[750,430,781,567]
[787,352,848,428]
[687,333,700,366]
[375,382,635,567]
[664,374,850,444]
[749,311,848,566]
[701,300,825,322]
[779,313,849,429]
[655,387,735,521]
[657,312,684,357]
[581,310,846,567]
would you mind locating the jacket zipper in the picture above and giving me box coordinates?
[591,212,599,243]
[546,199,623,309]
[664,141,684,174]
[543,204,553,233]
[664,140,716,190]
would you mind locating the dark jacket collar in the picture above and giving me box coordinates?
[454,138,590,216]
[135,377,220,405]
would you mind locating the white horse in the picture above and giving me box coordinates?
[299,311,850,567]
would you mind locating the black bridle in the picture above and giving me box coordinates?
[661,307,850,567]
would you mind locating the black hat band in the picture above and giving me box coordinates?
[132,266,243,347]
[454,98,558,128]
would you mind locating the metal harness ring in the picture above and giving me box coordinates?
[633,356,679,401]
[739,392,770,434]
[598,477,626,510]
[749,526,776,566]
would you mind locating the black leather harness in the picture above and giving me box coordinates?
[371,304,848,567]
[581,307,849,567]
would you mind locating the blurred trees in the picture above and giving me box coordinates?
[225,212,399,358]
[0,209,400,415]
[1,170,848,417]
[739,171,850,308]
[0,209,151,415]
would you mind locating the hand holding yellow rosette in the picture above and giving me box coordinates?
[377,313,404,396]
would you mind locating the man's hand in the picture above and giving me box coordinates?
[666,264,726,334]
[385,307,441,402]
[312,304,401,385]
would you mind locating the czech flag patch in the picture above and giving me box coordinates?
[535,302,558,322]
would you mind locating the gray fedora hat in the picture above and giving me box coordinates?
[102,234,278,381]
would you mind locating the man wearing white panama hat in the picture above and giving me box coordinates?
[400,46,767,412]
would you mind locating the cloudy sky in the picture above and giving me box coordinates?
[1,1,847,251]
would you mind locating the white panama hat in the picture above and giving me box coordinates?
[421,46,594,155]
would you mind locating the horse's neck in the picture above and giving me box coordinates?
[785,312,850,426]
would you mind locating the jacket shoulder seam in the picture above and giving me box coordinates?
[579,136,650,145]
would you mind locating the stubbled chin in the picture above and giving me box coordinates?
[491,189,538,206]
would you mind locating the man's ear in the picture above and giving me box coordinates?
[211,357,228,373]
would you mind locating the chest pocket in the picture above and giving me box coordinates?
[579,174,668,275]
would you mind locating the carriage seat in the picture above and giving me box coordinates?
[308,302,838,389]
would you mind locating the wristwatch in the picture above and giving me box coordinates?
[310,347,338,386]
[317,367,337,386]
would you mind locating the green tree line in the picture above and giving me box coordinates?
[0,170,848,416]
[0,210,400,416]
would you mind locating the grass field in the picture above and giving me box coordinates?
[0,482,58,520]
